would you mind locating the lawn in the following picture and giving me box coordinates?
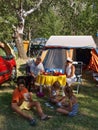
[0,59,98,130]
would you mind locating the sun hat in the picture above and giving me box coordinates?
[66,57,73,63]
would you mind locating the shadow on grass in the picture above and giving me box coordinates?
[0,70,98,130]
[0,91,98,130]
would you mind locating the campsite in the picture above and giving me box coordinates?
[0,58,98,130]
[0,1,98,129]
[41,36,97,72]
[0,35,98,130]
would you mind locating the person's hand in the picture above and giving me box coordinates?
[31,72,36,78]
[17,98,24,105]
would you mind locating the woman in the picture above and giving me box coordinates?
[65,57,76,86]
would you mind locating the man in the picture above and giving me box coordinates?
[26,56,44,91]
[11,79,49,126]
[30,56,44,78]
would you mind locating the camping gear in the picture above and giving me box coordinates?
[41,36,97,93]
[73,61,83,94]
[41,35,97,72]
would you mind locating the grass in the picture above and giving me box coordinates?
[0,59,98,130]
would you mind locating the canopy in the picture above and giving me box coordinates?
[45,35,96,49]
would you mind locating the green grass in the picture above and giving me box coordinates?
[0,64,98,130]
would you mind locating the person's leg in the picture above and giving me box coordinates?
[29,101,48,119]
[11,103,33,120]
[50,97,60,104]
[56,107,69,115]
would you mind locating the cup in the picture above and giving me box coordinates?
[24,93,30,101]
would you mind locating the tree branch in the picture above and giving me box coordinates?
[23,0,43,17]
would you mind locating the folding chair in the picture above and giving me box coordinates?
[73,61,83,94]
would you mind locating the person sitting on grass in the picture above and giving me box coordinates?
[56,86,79,117]
[49,81,63,104]
[11,78,50,126]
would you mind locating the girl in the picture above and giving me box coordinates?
[49,81,61,104]
[56,86,79,116]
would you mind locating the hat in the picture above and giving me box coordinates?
[66,57,73,63]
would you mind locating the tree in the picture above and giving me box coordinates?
[12,0,43,59]
[0,0,98,50]
[55,0,98,37]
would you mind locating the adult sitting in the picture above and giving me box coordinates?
[30,56,44,78]
[65,57,76,86]
[11,78,49,126]
[26,56,44,91]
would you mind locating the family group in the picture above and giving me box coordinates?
[11,56,79,126]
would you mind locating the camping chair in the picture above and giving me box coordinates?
[72,61,83,94]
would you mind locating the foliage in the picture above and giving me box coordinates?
[0,0,98,42]
[25,8,63,39]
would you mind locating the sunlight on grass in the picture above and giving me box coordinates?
[0,60,98,130]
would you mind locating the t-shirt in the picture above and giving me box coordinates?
[30,61,44,76]
[12,87,28,104]
[51,90,57,96]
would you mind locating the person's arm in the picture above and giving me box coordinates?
[49,89,56,98]
[64,65,67,75]
[67,65,75,78]
[12,93,24,106]
[30,63,36,78]
[17,98,24,106]
[50,92,55,98]
[59,96,66,102]
[28,92,33,102]
[38,63,45,74]
[68,99,73,111]
[30,72,36,78]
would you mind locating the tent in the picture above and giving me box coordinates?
[45,35,96,49]
[88,49,98,72]
[41,35,97,72]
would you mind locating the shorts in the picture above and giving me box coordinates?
[68,103,79,117]
[19,101,30,110]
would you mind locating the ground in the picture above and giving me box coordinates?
[0,59,98,130]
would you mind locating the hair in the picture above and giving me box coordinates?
[52,81,61,90]
[36,56,41,62]
[17,78,26,86]
[64,86,73,98]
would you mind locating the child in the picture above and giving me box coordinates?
[56,86,78,116]
[49,81,62,104]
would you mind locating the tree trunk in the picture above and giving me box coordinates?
[12,0,43,59]
[13,28,27,59]
[15,36,27,59]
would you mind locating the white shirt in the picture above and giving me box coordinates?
[65,64,76,78]
[30,60,44,76]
